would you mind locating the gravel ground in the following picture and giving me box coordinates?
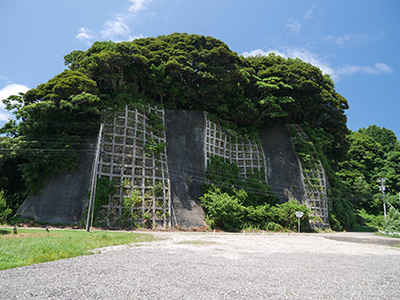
[1,232,400,299]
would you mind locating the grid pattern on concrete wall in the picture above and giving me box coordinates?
[98,105,170,228]
[204,114,267,181]
[286,124,329,228]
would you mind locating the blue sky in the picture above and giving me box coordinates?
[1,0,399,138]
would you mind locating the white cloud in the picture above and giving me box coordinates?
[99,17,144,42]
[241,48,393,82]
[241,49,287,59]
[337,62,393,76]
[285,19,301,34]
[304,3,317,20]
[0,112,10,122]
[324,33,380,48]
[0,75,12,84]
[0,83,29,121]
[128,0,150,13]
[101,18,132,40]
[0,83,29,104]
[76,27,97,42]
[242,48,334,77]
[286,48,335,76]
[75,17,142,43]
[76,0,149,43]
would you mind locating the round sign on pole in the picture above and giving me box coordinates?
[295,211,304,233]
[295,211,304,218]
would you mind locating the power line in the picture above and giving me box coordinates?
[1,144,398,205]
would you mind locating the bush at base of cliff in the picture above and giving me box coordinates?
[200,185,311,232]
[0,190,12,224]
[383,207,400,234]
[200,186,244,231]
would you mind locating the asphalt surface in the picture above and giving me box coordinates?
[1,231,400,299]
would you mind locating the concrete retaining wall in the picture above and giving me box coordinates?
[165,110,206,227]
[259,125,307,204]
[17,148,95,224]
[17,109,328,227]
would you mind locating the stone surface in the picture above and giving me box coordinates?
[17,146,95,224]
[165,110,206,227]
[259,125,307,204]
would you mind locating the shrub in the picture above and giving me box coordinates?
[120,189,142,228]
[0,189,12,224]
[89,177,117,225]
[384,207,400,234]
[204,155,279,206]
[270,200,311,232]
[357,208,385,229]
[329,212,342,231]
[200,185,244,231]
[201,185,312,232]
[331,198,356,230]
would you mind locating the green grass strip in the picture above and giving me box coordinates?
[0,228,154,270]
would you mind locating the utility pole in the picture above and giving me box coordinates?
[86,123,104,232]
[378,178,387,222]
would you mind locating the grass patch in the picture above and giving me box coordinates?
[177,240,217,246]
[352,224,378,232]
[375,232,400,239]
[0,228,155,270]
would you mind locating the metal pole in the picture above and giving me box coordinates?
[378,178,387,222]
[298,217,300,233]
[86,123,104,232]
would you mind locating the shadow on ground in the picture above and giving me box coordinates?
[321,232,400,247]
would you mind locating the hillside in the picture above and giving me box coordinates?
[1,33,399,231]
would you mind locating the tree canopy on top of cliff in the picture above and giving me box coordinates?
[3,33,348,144]
[62,33,348,138]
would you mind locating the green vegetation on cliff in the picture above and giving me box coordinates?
[1,33,399,231]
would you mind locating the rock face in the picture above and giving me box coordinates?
[165,110,206,227]
[259,125,307,204]
[17,108,329,227]
[17,148,95,224]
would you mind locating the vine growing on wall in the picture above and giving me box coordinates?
[199,155,313,231]
[87,177,117,226]
[144,138,167,158]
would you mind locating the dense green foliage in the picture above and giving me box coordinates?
[89,177,117,226]
[1,33,398,231]
[383,206,400,234]
[0,70,101,205]
[0,189,12,223]
[204,155,278,207]
[201,185,311,231]
[62,33,348,153]
[201,156,311,231]
[337,126,400,216]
